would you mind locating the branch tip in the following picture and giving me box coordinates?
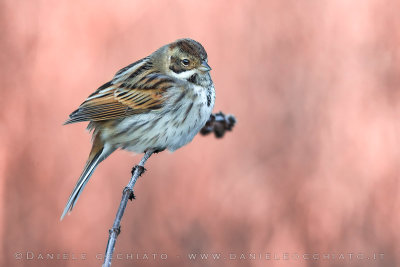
[200,111,236,138]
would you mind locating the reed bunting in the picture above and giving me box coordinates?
[61,38,215,220]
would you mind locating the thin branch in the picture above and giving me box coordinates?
[101,112,236,267]
[102,150,154,267]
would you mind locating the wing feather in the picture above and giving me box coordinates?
[65,70,175,124]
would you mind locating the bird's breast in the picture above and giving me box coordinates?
[102,83,215,153]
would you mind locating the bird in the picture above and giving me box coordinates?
[61,38,215,220]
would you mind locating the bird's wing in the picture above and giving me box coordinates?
[64,73,175,124]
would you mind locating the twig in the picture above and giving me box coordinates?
[102,150,154,267]
[101,112,236,267]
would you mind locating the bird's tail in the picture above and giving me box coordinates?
[60,136,115,220]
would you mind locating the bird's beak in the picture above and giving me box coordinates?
[198,61,212,72]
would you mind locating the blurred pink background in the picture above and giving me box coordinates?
[1,0,399,266]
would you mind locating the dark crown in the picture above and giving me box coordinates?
[170,39,208,60]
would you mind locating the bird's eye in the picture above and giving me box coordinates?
[181,59,190,66]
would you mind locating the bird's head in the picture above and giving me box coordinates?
[163,38,211,81]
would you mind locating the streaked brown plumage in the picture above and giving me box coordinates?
[61,38,215,220]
